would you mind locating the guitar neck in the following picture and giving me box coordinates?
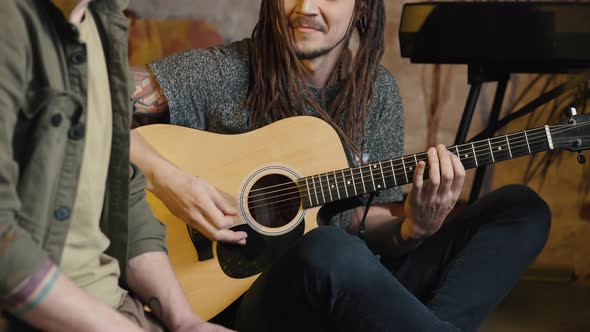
[300,125,553,208]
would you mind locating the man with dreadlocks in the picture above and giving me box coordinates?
[130,0,551,331]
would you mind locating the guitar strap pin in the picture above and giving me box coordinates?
[578,152,586,165]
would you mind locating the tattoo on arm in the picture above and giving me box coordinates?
[146,296,163,320]
[131,66,170,126]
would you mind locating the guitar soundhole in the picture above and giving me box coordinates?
[247,174,301,228]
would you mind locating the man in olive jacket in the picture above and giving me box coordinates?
[0,1,231,331]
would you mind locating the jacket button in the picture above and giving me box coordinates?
[54,207,71,221]
[70,51,86,65]
[68,123,85,140]
[68,24,80,39]
[50,114,62,127]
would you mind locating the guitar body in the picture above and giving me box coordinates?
[135,111,590,321]
[135,116,350,320]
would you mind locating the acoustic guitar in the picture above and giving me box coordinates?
[134,112,590,320]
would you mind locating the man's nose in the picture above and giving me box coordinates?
[295,0,320,16]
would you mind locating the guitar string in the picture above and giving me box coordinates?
[247,135,589,209]
[246,132,590,206]
[245,133,590,210]
[245,135,590,212]
[246,123,590,197]
[247,124,574,197]
[245,124,588,202]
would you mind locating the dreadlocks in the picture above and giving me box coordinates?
[246,0,386,156]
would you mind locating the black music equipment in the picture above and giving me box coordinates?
[400,2,590,71]
[399,2,590,202]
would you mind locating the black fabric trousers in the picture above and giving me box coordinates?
[233,184,551,332]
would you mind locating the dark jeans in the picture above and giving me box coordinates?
[233,185,551,332]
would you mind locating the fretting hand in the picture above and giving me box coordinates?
[403,144,465,239]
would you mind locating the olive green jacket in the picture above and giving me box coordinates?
[0,0,167,311]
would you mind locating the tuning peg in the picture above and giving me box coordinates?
[565,107,578,118]
[578,152,586,165]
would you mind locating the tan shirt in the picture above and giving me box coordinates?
[60,11,126,308]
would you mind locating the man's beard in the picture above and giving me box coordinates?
[294,44,337,60]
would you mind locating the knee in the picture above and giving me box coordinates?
[494,184,551,252]
[295,227,370,271]
[293,227,383,289]
[495,184,551,223]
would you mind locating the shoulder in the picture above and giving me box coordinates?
[0,0,31,29]
[213,39,251,63]
[1,0,31,13]
[150,38,250,80]
[370,65,403,118]
[205,39,251,77]
[373,65,401,96]
[0,1,33,56]
[364,65,405,162]
[156,39,249,67]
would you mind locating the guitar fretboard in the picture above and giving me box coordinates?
[299,126,552,208]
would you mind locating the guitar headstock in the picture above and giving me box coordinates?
[551,113,590,153]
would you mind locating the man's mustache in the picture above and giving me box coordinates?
[289,16,327,33]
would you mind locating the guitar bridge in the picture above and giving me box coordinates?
[187,226,214,261]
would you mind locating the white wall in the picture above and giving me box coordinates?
[128,0,261,42]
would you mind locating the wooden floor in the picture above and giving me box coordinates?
[481,280,590,332]
[480,106,590,331]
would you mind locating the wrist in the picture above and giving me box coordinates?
[150,160,181,193]
[168,312,204,332]
[137,291,199,331]
[401,217,427,240]
[391,218,423,254]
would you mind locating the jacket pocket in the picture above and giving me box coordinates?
[14,88,84,247]
[20,87,81,120]
[14,88,82,164]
